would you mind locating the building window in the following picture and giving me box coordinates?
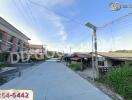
[98,61,104,66]
[18,39,21,45]
[0,32,3,40]
[23,42,27,48]
[16,46,20,52]
[8,35,14,43]
[0,32,3,49]
[6,43,13,51]
[0,42,2,49]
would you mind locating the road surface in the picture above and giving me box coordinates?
[0,61,111,100]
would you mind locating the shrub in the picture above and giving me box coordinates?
[0,63,8,70]
[98,65,132,100]
[44,55,49,60]
[0,52,6,62]
[69,63,81,71]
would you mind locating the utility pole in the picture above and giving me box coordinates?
[85,22,99,79]
[93,28,99,78]
[69,47,72,54]
[92,34,94,80]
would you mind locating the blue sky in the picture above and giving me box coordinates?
[0,0,132,52]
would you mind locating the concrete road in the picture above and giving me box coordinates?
[0,61,111,100]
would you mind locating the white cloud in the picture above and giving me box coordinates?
[48,12,68,41]
[38,4,68,42]
[57,27,67,41]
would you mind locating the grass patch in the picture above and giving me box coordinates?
[97,65,132,100]
[69,63,81,71]
[0,63,8,70]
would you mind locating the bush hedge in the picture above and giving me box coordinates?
[69,63,81,71]
[0,63,8,70]
[98,65,132,100]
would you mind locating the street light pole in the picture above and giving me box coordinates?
[85,22,99,79]
[93,29,99,78]
[92,34,95,80]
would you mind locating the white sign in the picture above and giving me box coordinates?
[110,2,121,11]
[110,2,132,11]
[0,90,33,100]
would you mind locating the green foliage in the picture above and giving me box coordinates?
[112,50,132,53]
[46,51,54,57]
[46,51,63,58]
[0,52,6,62]
[98,65,132,100]
[0,63,8,70]
[54,52,59,58]
[69,63,81,71]
[44,55,49,60]
[30,58,45,62]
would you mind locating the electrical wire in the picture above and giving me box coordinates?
[98,12,132,29]
[13,0,43,35]
[19,0,36,27]
[109,24,116,51]
[13,0,132,52]
[12,0,30,26]
[28,0,85,27]
[24,0,39,28]
[13,0,132,31]
[19,0,132,32]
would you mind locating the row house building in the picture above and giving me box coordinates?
[28,44,45,59]
[0,17,30,62]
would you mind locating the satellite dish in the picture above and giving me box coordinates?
[110,2,121,11]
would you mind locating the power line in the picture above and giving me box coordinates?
[13,0,132,31]
[25,0,132,31]
[13,0,36,28]
[12,0,29,26]
[13,0,42,33]
[25,0,45,35]
[28,0,92,49]
[109,24,116,51]
[19,0,36,27]
[97,11,132,51]
[28,0,84,27]
[24,0,39,28]
[98,12,132,29]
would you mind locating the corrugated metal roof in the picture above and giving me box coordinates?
[74,52,132,61]
[72,52,91,58]
[97,52,132,58]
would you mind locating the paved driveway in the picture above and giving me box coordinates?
[0,61,111,100]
